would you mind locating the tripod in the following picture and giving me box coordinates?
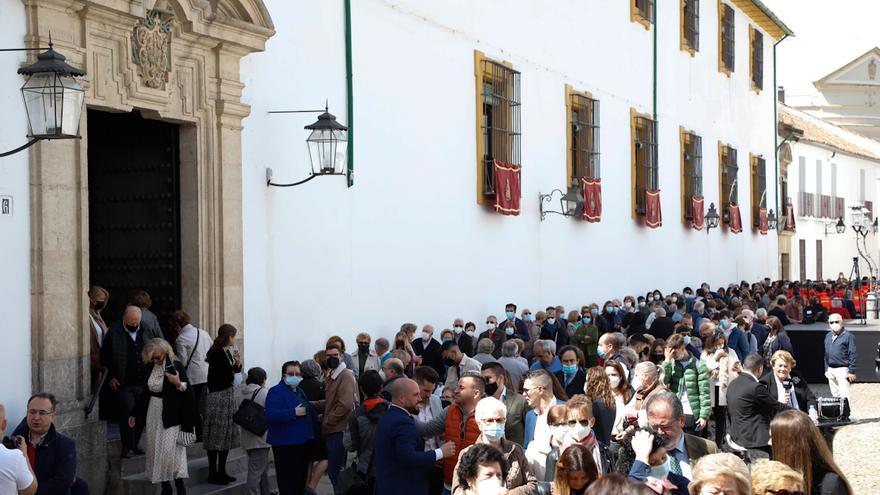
[849,256,867,324]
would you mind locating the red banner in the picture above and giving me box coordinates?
[758,207,769,235]
[728,203,742,233]
[582,178,602,222]
[691,196,704,231]
[493,160,521,216]
[646,189,662,228]
[784,204,796,231]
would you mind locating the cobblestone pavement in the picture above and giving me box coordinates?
[821,383,880,495]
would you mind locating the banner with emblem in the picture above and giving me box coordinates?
[691,196,704,231]
[728,203,742,233]
[758,208,769,235]
[493,160,521,216]
[582,178,602,222]
[645,189,662,228]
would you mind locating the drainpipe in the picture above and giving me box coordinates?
[652,3,658,122]
[773,34,789,227]
[344,0,354,187]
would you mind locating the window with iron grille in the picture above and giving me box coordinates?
[632,112,658,215]
[569,92,600,184]
[750,154,766,226]
[719,143,738,220]
[682,130,703,220]
[682,0,700,53]
[476,55,521,200]
[719,3,735,74]
[632,0,655,28]
[750,27,763,90]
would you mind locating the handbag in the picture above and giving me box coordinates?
[337,463,370,495]
[177,430,196,447]
[233,387,267,435]
[817,396,850,420]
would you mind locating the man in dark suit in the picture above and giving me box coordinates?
[481,362,527,445]
[768,296,792,326]
[412,325,444,379]
[539,308,569,348]
[726,353,788,461]
[478,316,507,358]
[374,378,455,495]
[502,303,530,341]
[554,346,587,399]
[648,308,676,341]
[645,391,719,481]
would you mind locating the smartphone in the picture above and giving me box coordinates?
[164,357,176,373]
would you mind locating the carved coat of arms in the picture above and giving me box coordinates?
[132,9,173,89]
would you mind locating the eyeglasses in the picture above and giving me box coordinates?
[567,419,591,427]
[27,409,54,417]
[480,418,506,425]
[767,491,805,495]
[522,385,543,395]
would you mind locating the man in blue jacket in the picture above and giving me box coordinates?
[12,393,77,495]
[374,378,455,495]
[824,314,857,401]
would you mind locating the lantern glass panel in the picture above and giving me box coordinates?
[20,73,84,138]
[306,128,348,175]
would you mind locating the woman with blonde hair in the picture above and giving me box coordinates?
[760,351,816,419]
[584,367,616,444]
[770,409,851,495]
[688,453,751,495]
[750,460,804,495]
[130,338,195,495]
[391,331,416,376]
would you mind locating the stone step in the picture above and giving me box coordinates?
[185,469,278,495]
[120,442,208,476]
[121,448,262,495]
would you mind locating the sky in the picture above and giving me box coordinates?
[762,0,878,106]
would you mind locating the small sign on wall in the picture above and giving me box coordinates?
[0,196,12,216]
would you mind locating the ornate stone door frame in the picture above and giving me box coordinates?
[23,0,272,476]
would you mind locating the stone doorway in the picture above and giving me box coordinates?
[87,110,182,326]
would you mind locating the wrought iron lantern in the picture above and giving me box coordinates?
[767,209,778,231]
[825,217,846,235]
[874,217,878,234]
[850,206,872,238]
[266,103,349,187]
[539,185,583,220]
[705,202,721,233]
[0,41,85,157]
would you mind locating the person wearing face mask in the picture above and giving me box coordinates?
[604,361,634,438]
[88,285,110,395]
[530,404,570,481]
[440,329,456,345]
[442,341,483,390]
[311,343,357,491]
[265,360,316,495]
[503,303,531,342]
[616,428,689,495]
[413,325,445,379]
[100,305,164,458]
[552,444,600,495]
[717,311,749,362]
[823,313,857,401]
[596,302,616,336]
[597,333,631,377]
[660,334,711,436]
[572,307,600,368]
[352,332,381,377]
[460,322,478,357]
[555,346,587,399]
[561,395,610,475]
[699,330,741,447]
[481,363,527,445]
[623,362,667,433]
[453,443,509,495]
[540,308,571,348]
[451,397,536,495]
[479,316,507,358]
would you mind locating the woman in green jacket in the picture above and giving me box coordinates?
[572,305,600,368]
[660,333,711,435]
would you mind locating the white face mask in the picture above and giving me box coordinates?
[550,425,569,444]
[422,332,432,342]
[453,326,464,334]
[830,322,842,333]
[608,376,621,388]
[474,476,505,495]
[466,330,475,338]
[624,301,633,309]
[631,375,643,391]
[547,317,556,325]
[487,323,496,331]
[569,422,592,442]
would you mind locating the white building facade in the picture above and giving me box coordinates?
[778,104,880,282]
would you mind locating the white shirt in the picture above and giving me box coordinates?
[417,401,439,450]
[0,446,33,493]
[89,315,104,347]
[174,324,212,385]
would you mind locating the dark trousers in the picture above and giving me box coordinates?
[119,384,144,450]
[428,464,444,495]
[326,431,345,489]
[713,403,727,447]
[273,444,309,495]
[192,383,207,441]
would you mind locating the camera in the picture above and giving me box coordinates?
[2,436,21,449]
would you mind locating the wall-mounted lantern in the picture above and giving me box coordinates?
[705,202,721,234]
[266,103,349,187]
[539,185,584,220]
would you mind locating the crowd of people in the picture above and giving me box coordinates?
[0,276,865,495]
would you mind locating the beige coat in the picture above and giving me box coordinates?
[700,347,741,406]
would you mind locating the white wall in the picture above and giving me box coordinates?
[788,141,879,281]
[0,0,32,432]
[240,0,780,378]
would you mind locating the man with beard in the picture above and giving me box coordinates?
[374,379,455,495]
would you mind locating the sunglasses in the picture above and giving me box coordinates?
[567,419,591,427]
[767,491,805,495]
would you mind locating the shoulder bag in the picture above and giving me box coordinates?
[233,387,268,435]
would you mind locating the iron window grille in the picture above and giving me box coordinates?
[752,28,764,89]
[634,116,658,214]
[683,132,703,219]
[720,3,735,73]
[750,155,767,226]
[570,94,600,184]
[635,0,655,24]
[480,59,521,197]
[720,144,738,221]
[683,0,700,51]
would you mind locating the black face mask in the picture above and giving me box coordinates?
[395,341,405,350]
[443,357,456,367]
[125,324,139,333]
[650,354,664,364]
[571,486,587,495]
[484,381,499,397]
[440,399,452,409]
[326,357,341,370]
[357,343,370,352]
[94,300,106,311]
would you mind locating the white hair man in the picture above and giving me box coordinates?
[824,313,857,400]
[529,339,561,373]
